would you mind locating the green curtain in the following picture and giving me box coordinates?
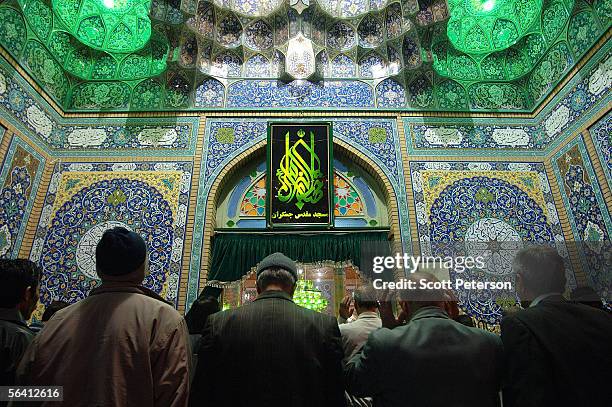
[205,231,391,287]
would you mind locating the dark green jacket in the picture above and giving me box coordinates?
[501,296,612,407]
[0,308,34,386]
[345,306,503,407]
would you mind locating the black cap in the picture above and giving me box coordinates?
[96,227,147,277]
[256,252,298,280]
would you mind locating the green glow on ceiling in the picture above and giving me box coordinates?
[476,0,497,12]
[14,0,169,81]
[51,0,153,53]
[434,0,576,82]
[101,0,130,10]
[446,0,544,54]
[0,0,609,112]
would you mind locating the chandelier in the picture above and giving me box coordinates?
[293,280,329,312]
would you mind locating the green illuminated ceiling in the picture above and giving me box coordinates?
[0,0,609,112]
[51,0,153,53]
[446,0,545,54]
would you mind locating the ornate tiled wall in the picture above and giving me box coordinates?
[0,134,45,258]
[589,111,612,190]
[28,161,193,307]
[0,50,202,311]
[0,0,609,112]
[0,22,609,317]
[187,117,409,308]
[408,161,573,325]
[404,40,612,154]
[0,56,201,156]
[551,135,612,302]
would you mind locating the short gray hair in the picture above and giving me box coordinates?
[353,285,378,309]
[256,267,296,291]
[513,246,566,296]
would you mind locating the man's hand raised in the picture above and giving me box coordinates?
[339,294,352,320]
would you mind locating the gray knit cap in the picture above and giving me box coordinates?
[256,252,298,280]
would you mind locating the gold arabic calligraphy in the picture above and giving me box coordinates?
[276,129,324,210]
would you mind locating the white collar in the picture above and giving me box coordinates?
[530,292,562,307]
[357,311,380,319]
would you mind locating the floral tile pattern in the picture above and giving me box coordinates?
[331,54,356,78]
[244,54,271,77]
[0,136,44,258]
[0,58,199,155]
[376,78,406,108]
[195,78,225,107]
[327,21,356,50]
[30,162,193,308]
[551,136,612,303]
[410,161,571,326]
[588,111,612,190]
[226,80,375,108]
[359,54,385,78]
[244,20,273,51]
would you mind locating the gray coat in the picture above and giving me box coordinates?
[345,306,503,407]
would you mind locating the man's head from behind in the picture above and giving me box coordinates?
[185,296,220,334]
[255,253,298,296]
[513,245,566,302]
[397,272,448,320]
[42,300,70,322]
[353,285,378,315]
[0,259,41,320]
[96,227,148,282]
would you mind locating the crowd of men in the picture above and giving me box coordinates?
[1,226,611,406]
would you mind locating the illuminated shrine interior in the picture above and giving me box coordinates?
[0,0,610,329]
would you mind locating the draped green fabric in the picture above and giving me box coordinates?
[206,231,391,287]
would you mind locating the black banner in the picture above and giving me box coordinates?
[267,123,333,228]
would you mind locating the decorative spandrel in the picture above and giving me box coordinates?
[237,173,365,218]
[334,173,364,216]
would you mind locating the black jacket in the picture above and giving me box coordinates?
[189,290,345,407]
[0,308,34,385]
[501,295,612,407]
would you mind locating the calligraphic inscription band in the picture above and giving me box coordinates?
[267,123,333,228]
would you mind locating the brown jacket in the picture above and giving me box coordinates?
[16,284,191,407]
